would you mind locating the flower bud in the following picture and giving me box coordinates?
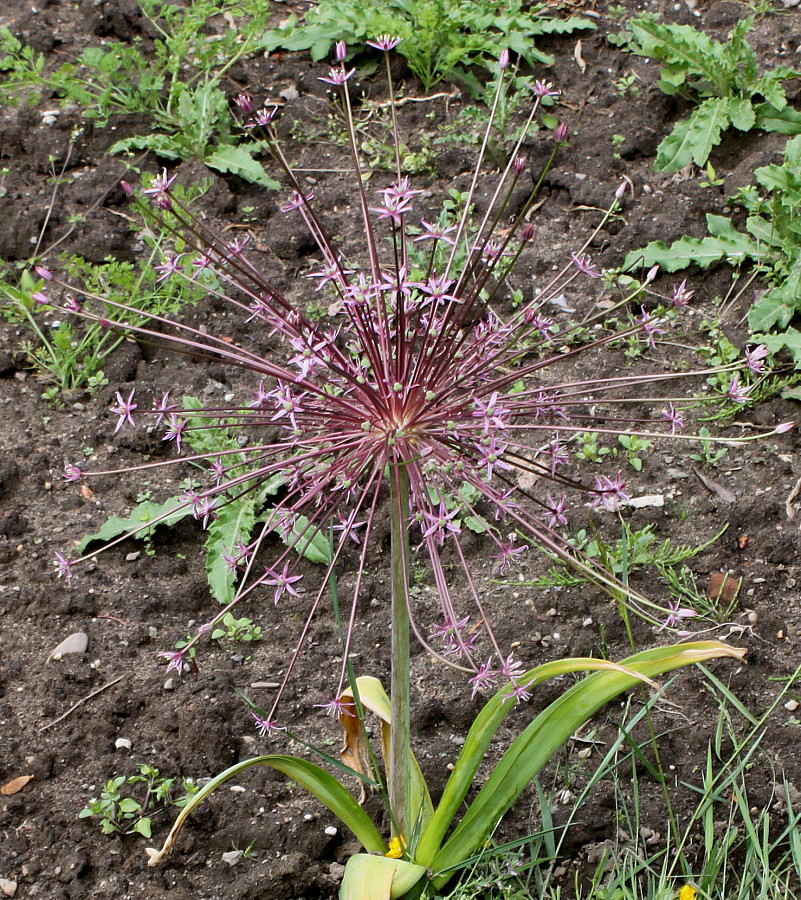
[512,155,527,176]
[335,40,347,62]
[34,265,52,280]
[554,122,568,143]
[614,180,627,199]
[119,180,133,197]
[645,264,660,284]
[519,222,534,242]
[234,92,254,114]
[776,421,795,434]
[499,48,510,69]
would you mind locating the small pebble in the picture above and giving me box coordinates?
[624,494,664,509]
[222,850,243,867]
[785,699,799,712]
[48,631,88,662]
[0,878,17,898]
[163,678,175,691]
[114,738,132,751]
[125,551,140,562]
[324,825,338,836]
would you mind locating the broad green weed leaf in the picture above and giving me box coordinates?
[623,236,728,272]
[108,133,184,159]
[753,163,801,199]
[754,328,801,367]
[753,103,801,135]
[78,496,191,553]
[753,74,788,111]
[687,98,729,168]
[745,214,785,250]
[265,511,331,564]
[204,144,280,189]
[627,16,724,83]
[784,135,801,171]
[654,119,695,172]
[204,498,258,604]
[623,214,758,272]
[728,97,755,131]
[748,278,800,332]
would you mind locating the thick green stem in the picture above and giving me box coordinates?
[389,462,411,842]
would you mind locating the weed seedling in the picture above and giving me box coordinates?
[79,764,198,839]
[211,612,263,643]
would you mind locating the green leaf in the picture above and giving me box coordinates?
[753,103,801,136]
[145,755,386,866]
[204,496,258,604]
[118,798,141,814]
[728,97,756,131]
[755,327,801,367]
[622,214,759,273]
[340,854,427,900]
[748,277,801,332]
[268,511,332,564]
[654,119,695,173]
[204,144,280,188]
[418,642,744,880]
[533,16,596,35]
[78,496,191,553]
[753,74,787,111]
[753,163,801,200]
[108,133,185,159]
[656,97,729,171]
[784,135,801,171]
[133,817,153,839]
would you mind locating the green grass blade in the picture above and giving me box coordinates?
[145,754,386,865]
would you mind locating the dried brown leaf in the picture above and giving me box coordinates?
[1,774,33,795]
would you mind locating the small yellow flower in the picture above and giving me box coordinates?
[385,835,406,859]
[678,885,697,900]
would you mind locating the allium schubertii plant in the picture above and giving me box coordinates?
[44,39,791,898]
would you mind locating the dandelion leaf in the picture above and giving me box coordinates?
[655,98,729,171]
[77,496,191,553]
[753,102,801,136]
[204,144,280,189]
[748,277,801,332]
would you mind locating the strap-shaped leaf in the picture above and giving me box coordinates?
[414,656,660,867]
[340,853,427,900]
[421,642,744,881]
[145,754,386,865]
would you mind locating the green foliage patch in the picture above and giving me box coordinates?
[0,0,278,185]
[615,15,801,171]
[261,0,595,93]
[623,136,801,365]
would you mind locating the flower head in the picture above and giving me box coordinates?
[51,47,779,721]
[110,390,137,433]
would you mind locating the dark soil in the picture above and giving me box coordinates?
[1,1,801,898]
